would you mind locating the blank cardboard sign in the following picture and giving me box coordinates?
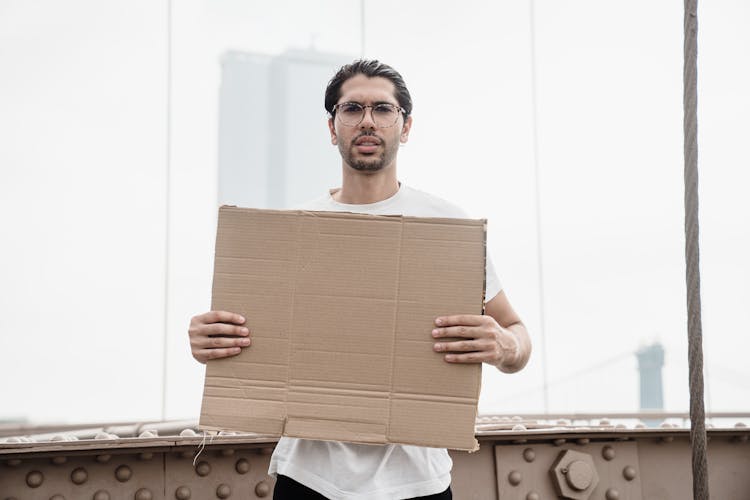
[199,206,487,450]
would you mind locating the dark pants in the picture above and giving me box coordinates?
[273,474,453,500]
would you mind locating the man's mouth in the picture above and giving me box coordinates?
[354,135,381,154]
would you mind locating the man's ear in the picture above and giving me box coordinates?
[328,118,338,145]
[400,115,413,143]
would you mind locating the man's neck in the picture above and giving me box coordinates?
[333,169,400,204]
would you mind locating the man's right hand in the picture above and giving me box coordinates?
[188,311,250,364]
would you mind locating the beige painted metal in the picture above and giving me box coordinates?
[2,421,749,499]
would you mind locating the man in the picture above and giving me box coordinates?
[188,60,531,500]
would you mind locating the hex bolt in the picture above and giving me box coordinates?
[565,460,594,491]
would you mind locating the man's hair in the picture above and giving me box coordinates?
[324,59,413,119]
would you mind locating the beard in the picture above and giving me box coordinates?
[339,134,399,172]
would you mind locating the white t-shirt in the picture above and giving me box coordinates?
[268,184,503,499]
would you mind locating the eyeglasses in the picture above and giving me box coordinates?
[332,102,405,128]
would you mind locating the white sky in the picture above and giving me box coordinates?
[0,0,748,424]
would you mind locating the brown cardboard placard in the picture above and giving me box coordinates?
[199,206,487,451]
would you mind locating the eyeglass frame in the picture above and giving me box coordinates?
[330,101,407,128]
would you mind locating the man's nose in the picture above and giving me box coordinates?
[359,107,377,129]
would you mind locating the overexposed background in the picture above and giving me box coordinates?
[1,0,748,424]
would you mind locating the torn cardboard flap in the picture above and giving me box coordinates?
[199,206,487,451]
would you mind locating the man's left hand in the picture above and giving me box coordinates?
[432,314,521,368]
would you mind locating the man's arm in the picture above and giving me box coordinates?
[432,291,531,373]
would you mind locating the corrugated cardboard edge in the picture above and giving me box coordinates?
[199,207,486,452]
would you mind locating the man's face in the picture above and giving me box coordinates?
[328,74,412,173]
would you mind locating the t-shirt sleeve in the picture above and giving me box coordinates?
[485,253,503,303]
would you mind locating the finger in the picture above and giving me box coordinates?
[444,351,491,364]
[431,325,482,339]
[192,323,249,338]
[434,339,494,353]
[196,346,243,362]
[199,311,246,325]
[192,334,251,350]
[434,314,485,328]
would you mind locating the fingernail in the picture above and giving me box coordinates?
[241,338,251,346]
[239,316,246,323]
[241,328,250,335]
[445,355,454,362]
[435,318,443,326]
[432,329,439,337]
[433,343,441,351]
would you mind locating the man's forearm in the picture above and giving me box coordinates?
[495,321,531,374]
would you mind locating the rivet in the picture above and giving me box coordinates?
[71,467,88,485]
[660,436,674,443]
[139,452,154,461]
[7,458,22,467]
[732,435,749,443]
[522,448,535,462]
[512,424,527,431]
[96,454,112,463]
[139,430,157,438]
[216,483,231,498]
[735,422,747,428]
[525,492,540,500]
[576,438,590,445]
[115,464,132,482]
[93,490,111,500]
[605,488,620,500]
[95,432,111,440]
[623,465,637,481]
[220,448,235,457]
[180,429,198,437]
[180,450,193,459]
[602,445,616,461]
[553,438,566,446]
[255,481,271,498]
[508,470,522,486]
[26,470,44,488]
[235,458,250,474]
[175,486,191,500]
[259,447,275,455]
[51,456,68,465]
[50,495,65,500]
[134,488,153,500]
[195,461,211,477]
[599,419,611,426]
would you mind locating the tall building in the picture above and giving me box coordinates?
[218,49,354,209]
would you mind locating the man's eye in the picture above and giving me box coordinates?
[373,104,396,115]
[340,104,362,113]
